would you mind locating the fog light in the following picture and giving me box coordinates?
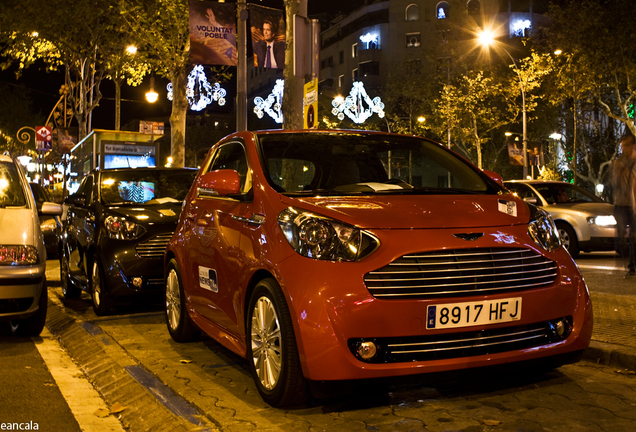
[132,277,143,288]
[549,317,572,340]
[357,341,377,360]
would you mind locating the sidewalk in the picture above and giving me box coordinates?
[584,290,636,372]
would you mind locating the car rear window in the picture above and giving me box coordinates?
[0,161,27,208]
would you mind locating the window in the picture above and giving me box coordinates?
[352,43,358,58]
[207,142,251,194]
[359,61,379,77]
[352,68,359,80]
[406,32,421,48]
[405,4,419,21]
[338,74,344,88]
[339,51,344,64]
[405,59,421,74]
[436,1,450,19]
[467,0,481,16]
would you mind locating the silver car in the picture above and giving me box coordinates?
[504,180,616,257]
[0,153,62,336]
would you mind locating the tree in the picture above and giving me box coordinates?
[539,0,636,186]
[0,0,129,139]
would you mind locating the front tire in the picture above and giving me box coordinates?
[557,223,579,257]
[246,278,308,407]
[91,259,114,316]
[60,248,81,299]
[11,279,48,337]
[165,258,197,342]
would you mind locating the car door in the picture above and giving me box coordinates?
[184,141,259,336]
[65,174,96,286]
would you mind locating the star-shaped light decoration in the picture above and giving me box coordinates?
[331,81,385,124]
[254,79,284,124]
[167,65,226,111]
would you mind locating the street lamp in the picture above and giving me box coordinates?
[478,30,528,179]
[146,76,158,103]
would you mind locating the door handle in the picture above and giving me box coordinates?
[231,214,265,226]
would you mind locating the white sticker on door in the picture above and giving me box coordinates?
[198,267,218,292]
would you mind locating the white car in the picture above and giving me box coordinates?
[504,180,616,257]
[0,153,62,336]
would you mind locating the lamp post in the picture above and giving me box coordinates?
[478,31,528,179]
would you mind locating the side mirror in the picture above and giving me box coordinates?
[483,170,504,187]
[41,201,63,216]
[66,193,86,207]
[196,169,241,198]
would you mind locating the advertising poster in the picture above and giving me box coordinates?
[507,139,524,166]
[57,127,78,154]
[529,141,544,166]
[250,4,286,69]
[188,1,237,66]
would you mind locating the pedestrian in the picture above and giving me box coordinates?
[609,132,636,275]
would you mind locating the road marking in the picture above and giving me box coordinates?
[33,327,126,432]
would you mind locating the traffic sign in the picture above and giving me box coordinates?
[36,126,52,150]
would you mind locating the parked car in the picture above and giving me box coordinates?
[0,153,62,336]
[164,130,593,407]
[504,180,616,257]
[59,167,198,315]
[29,182,60,259]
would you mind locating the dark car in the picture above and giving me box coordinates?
[29,182,60,259]
[59,167,198,315]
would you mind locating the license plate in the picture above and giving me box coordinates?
[426,297,522,330]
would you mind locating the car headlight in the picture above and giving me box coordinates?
[528,205,561,252]
[586,215,617,226]
[104,216,146,240]
[277,208,379,261]
[0,245,39,265]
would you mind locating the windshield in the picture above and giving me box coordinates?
[533,183,603,205]
[0,161,27,208]
[99,169,197,205]
[257,132,493,196]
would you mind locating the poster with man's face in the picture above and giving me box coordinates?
[250,5,286,69]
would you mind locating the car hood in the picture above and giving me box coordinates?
[105,204,183,224]
[0,209,39,246]
[545,202,614,217]
[283,194,529,229]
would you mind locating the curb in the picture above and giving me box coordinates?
[583,341,636,372]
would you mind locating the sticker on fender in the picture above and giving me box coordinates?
[426,297,522,329]
[198,266,218,292]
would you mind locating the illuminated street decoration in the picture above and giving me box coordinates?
[511,19,531,37]
[254,79,284,124]
[359,33,378,49]
[437,7,446,19]
[331,81,385,124]
[166,65,226,111]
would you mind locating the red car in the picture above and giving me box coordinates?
[164,130,592,406]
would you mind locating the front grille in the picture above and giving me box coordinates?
[364,248,558,299]
[348,318,570,363]
[136,234,173,258]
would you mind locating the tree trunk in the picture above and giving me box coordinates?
[282,0,307,130]
[170,68,188,168]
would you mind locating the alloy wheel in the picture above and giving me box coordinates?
[165,268,181,332]
[251,296,282,390]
